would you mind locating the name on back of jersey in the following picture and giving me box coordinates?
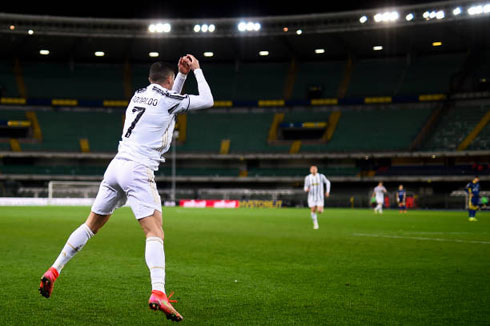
[132,96,158,106]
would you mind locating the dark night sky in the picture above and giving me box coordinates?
[1,0,429,19]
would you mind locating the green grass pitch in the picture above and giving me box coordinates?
[0,207,489,325]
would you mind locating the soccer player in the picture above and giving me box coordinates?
[39,54,213,322]
[372,182,387,214]
[396,184,407,213]
[304,165,331,229]
[465,176,480,222]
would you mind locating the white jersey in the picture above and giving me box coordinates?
[304,173,331,204]
[374,185,387,202]
[116,69,213,170]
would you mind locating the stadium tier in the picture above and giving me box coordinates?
[422,104,490,151]
[0,51,486,102]
[0,106,441,154]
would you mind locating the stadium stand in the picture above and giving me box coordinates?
[422,104,489,151]
[22,63,125,100]
[0,62,19,98]
[0,52,474,102]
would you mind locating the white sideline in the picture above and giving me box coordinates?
[352,233,490,245]
[0,197,94,206]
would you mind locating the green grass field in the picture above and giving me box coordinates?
[0,207,489,325]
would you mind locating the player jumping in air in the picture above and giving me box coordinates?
[465,176,480,222]
[39,54,213,322]
[372,182,387,214]
[304,165,331,229]
[396,184,407,213]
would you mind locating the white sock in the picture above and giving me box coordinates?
[52,223,94,273]
[311,212,318,225]
[145,237,166,293]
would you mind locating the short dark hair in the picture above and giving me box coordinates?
[149,62,175,83]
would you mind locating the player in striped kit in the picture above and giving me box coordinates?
[39,55,213,322]
[372,182,387,214]
[304,166,331,229]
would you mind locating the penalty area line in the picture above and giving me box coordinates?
[352,233,490,245]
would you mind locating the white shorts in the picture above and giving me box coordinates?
[91,158,161,219]
[308,198,324,208]
[376,196,384,205]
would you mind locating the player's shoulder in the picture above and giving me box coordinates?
[150,84,188,100]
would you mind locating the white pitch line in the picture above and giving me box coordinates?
[352,233,490,245]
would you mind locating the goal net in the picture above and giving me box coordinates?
[47,181,101,206]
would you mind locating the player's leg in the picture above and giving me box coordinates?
[138,210,182,321]
[39,212,111,298]
[127,162,182,321]
[39,159,124,298]
[469,196,478,221]
[310,206,319,229]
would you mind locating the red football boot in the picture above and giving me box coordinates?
[39,267,59,298]
[148,290,183,322]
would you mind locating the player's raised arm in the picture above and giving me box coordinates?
[171,57,190,94]
[185,54,214,110]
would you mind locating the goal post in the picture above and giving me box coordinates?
[47,181,101,206]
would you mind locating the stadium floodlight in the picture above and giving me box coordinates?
[373,45,383,51]
[259,50,269,56]
[9,25,15,30]
[148,23,171,33]
[253,23,261,31]
[201,24,209,32]
[468,5,483,15]
[39,49,49,55]
[373,11,399,23]
[429,11,437,19]
[283,27,288,32]
[94,51,105,57]
[28,29,34,35]
[296,29,303,35]
[246,22,254,31]
[315,48,325,54]
[436,10,445,19]
[453,7,462,15]
[405,13,414,21]
[203,51,214,57]
[193,24,200,32]
[238,22,247,32]
[149,52,159,57]
[423,11,430,19]
[208,24,216,32]
[359,16,368,23]
[432,41,442,46]
[484,4,490,13]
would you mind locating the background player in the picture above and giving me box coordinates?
[465,176,480,222]
[39,54,213,322]
[304,165,331,229]
[396,184,407,213]
[372,182,387,214]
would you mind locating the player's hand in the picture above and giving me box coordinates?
[305,188,309,193]
[186,54,200,71]
[326,193,330,198]
[178,56,191,75]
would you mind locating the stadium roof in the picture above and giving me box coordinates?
[0,0,489,62]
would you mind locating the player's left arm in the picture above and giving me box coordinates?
[323,174,331,197]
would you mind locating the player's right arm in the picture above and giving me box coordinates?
[171,54,213,114]
[304,176,309,192]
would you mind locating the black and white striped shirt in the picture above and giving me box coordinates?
[304,173,331,201]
